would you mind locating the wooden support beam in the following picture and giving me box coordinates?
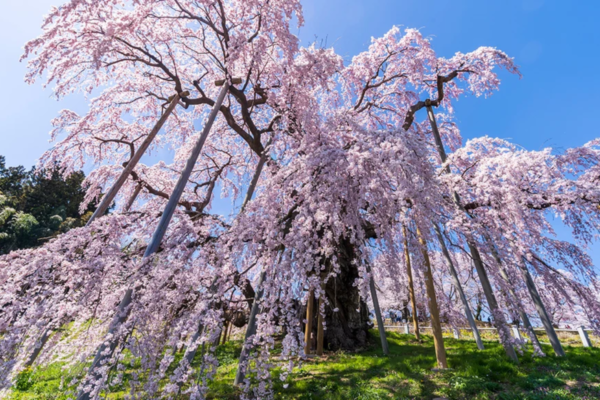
[86,92,182,226]
[417,226,448,369]
[403,225,421,342]
[215,78,243,86]
[425,104,519,363]
[367,264,390,356]
[434,224,484,350]
[316,293,325,356]
[304,290,315,355]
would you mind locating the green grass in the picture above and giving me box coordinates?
[10,331,600,399]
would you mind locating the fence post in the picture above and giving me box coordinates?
[578,326,593,348]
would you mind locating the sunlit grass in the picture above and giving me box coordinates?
[9,331,600,399]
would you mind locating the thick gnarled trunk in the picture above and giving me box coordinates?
[304,238,371,352]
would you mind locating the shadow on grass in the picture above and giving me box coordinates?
[10,331,600,400]
[209,331,600,400]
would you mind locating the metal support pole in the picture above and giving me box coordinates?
[512,326,523,342]
[486,241,544,354]
[519,260,565,356]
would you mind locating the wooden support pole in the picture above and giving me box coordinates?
[86,92,185,226]
[417,226,448,369]
[425,104,519,363]
[224,320,232,343]
[217,325,224,346]
[578,326,593,347]
[403,225,421,342]
[78,81,232,400]
[304,290,315,355]
[234,270,266,386]
[519,260,565,356]
[468,243,519,362]
[143,83,229,257]
[434,224,484,350]
[316,294,325,356]
[222,321,231,345]
[367,264,390,356]
[124,183,143,212]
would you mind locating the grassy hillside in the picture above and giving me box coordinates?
[9,331,600,399]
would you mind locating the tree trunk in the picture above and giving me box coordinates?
[320,237,371,352]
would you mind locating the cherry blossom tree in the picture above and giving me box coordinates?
[1,1,599,398]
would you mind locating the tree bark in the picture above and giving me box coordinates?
[320,237,371,352]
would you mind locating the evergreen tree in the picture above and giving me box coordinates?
[0,156,95,254]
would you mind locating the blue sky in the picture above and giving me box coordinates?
[2,0,599,166]
[1,1,599,263]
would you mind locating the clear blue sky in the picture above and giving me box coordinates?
[1,1,599,262]
[2,0,599,166]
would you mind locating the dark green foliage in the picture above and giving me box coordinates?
[0,155,96,254]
